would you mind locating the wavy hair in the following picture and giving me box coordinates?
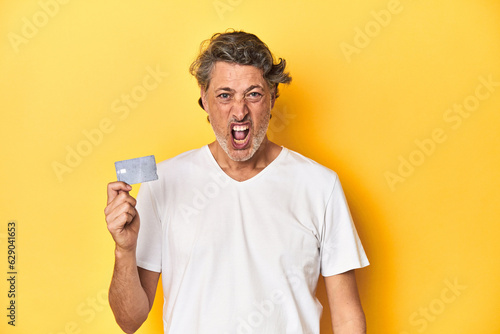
[189,30,292,99]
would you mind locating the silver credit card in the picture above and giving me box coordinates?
[115,155,158,185]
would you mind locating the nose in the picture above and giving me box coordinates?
[230,96,249,122]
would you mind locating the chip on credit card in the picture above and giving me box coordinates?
[115,155,158,185]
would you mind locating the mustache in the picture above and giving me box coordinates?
[228,115,252,124]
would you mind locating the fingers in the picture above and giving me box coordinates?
[106,201,137,231]
[107,181,132,205]
[105,191,137,216]
[105,181,137,230]
[104,181,140,251]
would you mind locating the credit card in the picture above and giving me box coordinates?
[115,155,158,185]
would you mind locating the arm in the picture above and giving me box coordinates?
[105,182,160,333]
[324,270,366,334]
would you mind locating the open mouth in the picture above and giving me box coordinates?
[231,123,250,148]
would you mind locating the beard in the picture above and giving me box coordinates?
[212,111,270,162]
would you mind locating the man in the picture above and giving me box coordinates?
[105,30,369,334]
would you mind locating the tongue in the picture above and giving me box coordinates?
[233,130,246,140]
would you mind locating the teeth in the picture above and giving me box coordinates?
[233,125,249,131]
[234,139,246,144]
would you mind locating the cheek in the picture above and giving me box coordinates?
[254,114,271,133]
[257,105,272,121]
[210,114,229,132]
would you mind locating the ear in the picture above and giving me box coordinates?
[200,88,207,112]
[271,91,276,110]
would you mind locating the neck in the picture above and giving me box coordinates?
[208,137,282,181]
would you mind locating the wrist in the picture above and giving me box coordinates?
[114,245,136,258]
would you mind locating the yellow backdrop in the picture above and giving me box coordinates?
[1,0,500,333]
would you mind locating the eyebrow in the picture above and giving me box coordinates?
[215,85,265,94]
[244,85,264,94]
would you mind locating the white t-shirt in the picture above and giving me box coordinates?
[136,145,369,334]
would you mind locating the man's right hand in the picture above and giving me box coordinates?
[105,181,158,333]
[105,181,140,253]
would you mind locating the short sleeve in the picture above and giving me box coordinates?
[320,177,369,276]
[135,182,162,273]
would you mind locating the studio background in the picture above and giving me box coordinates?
[1,0,500,333]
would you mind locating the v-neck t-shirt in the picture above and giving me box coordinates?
[135,145,369,334]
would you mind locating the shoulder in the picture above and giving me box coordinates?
[156,146,208,175]
[282,148,339,180]
[279,147,340,193]
[139,146,209,199]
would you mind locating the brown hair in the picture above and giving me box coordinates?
[189,30,291,98]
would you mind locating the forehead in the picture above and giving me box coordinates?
[209,62,267,90]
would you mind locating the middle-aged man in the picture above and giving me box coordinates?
[105,30,369,334]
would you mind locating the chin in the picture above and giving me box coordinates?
[216,135,263,162]
[227,150,254,162]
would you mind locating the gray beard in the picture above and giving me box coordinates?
[213,118,269,162]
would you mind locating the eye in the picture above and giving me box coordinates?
[217,93,231,99]
[246,91,263,101]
